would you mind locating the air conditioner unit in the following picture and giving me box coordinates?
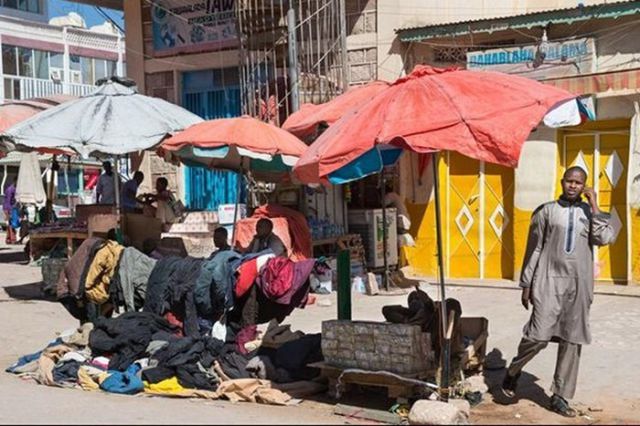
[50,69,62,83]
[70,70,82,84]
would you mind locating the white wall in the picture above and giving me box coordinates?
[375,0,613,81]
[515,127,558,211]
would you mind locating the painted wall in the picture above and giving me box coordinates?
[513,128,558,278]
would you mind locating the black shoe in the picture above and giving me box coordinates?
[550,394,577,418]
[501,371,520,398]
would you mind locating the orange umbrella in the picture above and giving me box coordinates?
[282,80,389,139]
[160,115,308,175]
[0,95,77,156]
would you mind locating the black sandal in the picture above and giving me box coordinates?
[550,394,577,418]
[501,372,520,398]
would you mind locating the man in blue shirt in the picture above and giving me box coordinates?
[121,171,144,213]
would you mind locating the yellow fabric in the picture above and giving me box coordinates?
[77,366,109,391]
[84,240,124,304]
[143,377,185,394]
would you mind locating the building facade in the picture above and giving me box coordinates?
[0,3,125,103]
[395,1,640,285]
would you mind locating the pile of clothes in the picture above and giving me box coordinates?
[56,237,322,338]
[6,313,324,405]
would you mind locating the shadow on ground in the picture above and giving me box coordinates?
[0,246,29,264]
[482,347,550,412]
[3,282,56,302]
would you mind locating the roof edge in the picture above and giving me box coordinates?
[396,1,640,41]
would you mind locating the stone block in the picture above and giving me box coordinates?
[408,400,468,425]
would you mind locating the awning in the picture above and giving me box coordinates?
[397,1,640,41]
[542,68,640,96]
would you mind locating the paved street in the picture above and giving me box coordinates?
[0,240,639,424]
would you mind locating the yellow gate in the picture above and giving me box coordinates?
[562,130,629,283]
[445,153,514,279]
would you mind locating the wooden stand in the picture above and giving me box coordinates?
[309,362,435,402]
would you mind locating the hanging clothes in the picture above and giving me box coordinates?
[111,247,157,312]
[194,250,242,319]
[84,240,124,305]
[57,237,104,320]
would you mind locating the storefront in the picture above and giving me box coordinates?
[395,2,640,284]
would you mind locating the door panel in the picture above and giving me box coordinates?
[597,134,628,282]
[484,162,515,279]
[447,153,481,278]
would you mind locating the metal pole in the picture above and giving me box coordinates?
[381,172,389,291]
[286,7,300,113]
[337,249,351,320]
[338,0,349,91]
[432,152,450,402]
[232,167,243,246]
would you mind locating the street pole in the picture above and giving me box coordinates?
[432,152,450,402]
[286,7,300,113]
[381,172,389,291]
[338,0,349,91]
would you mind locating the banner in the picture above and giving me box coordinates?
[467,38,596,80]
[151,0,237,56]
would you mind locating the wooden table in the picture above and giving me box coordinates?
[30,230,88,259]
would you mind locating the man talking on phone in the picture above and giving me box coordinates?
[501,166,616,417]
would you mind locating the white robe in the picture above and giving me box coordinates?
[519,199,616,345]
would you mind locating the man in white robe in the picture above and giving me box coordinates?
[502,166,616,417]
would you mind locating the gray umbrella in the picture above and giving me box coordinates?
[0,78,203,158]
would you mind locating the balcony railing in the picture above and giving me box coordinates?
[1,75,95,102]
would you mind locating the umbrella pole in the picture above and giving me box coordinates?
[232,167,243,247]
[113,156,122,242]
[432,152,450,401]
[380,172,389,291]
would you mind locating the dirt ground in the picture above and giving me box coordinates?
[1,241,639,424]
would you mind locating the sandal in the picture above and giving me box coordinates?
[501,372,520,399]
[550,394,577,417]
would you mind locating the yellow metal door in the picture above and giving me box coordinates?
[597,134,628,282]
[446,153,515,279]
[484,162,515,279]
[447,153,481,278]
[563,132,628,283]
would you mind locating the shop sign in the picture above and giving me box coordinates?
[151,0,237,57]
[467,38,595,80]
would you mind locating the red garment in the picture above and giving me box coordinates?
[236,325,258,355]
[236,204,312,262]
[164,312,184,338]
[235,258,259,298]
[258,257,295,300]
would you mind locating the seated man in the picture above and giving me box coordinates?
[246,218,286,257]
[211,227,231,256]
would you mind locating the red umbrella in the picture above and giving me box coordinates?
[282,81,390,139]
[292,65,578,400]
[294,65,576,184]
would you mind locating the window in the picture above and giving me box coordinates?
[94,58,107,81]
[107,60,117,77]
[33,49,48,79]
[2,45,17,75]
[1,0,40,13]
[80,56,94,85]
[17,46,33,77]
[69,55,81,71]
[49,52,64,80]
